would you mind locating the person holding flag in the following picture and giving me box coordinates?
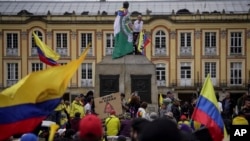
[112,1,134,59]
[191,74,228,141]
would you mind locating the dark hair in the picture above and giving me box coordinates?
[131,118,150,134]
[140,118,182,141]
[75,112,81,118]
[121,93,125,97]
[86,90,94,97]
[141,102,148,109]
[123,1,129,9]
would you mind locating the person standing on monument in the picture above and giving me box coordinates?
[133,14,144,55]
[112,1,134,59]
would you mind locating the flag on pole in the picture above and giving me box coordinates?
[112,8,134,59]
[0,44,90,141]
[191,74,227,141]
[159,93,163,106]
[33,32,60,66]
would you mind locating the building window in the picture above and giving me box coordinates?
[204,32,216,55]
[80,33,93,56]
[204,62,216,78]
[180,32,191,56]
[105,33,115,55]
[56,33,68,56]
[155,30,166,55]
[180,62,192,86]
[156,64,166,86]
[31,30,43,56]
[230,32,242,55]
[7,63,18,86]
[31,63,43,72]
[230,62,242,85]
[6,33,18,56]
[81,63,93,87]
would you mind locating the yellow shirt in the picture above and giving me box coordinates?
[70,100,85,118]
[105,115,120,136]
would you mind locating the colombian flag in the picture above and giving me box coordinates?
[0,44,90,140]
[191,74,227,141]
[33,32,60,66]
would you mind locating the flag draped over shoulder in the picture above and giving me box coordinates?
[112,8,134,59]
[0,44,90,141]
[33,32,60,66]
[191,74,227,141]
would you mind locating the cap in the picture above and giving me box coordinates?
[20,133,37,141]
[232,116,249,125]
[79,114,103,139]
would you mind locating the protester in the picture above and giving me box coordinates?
[232,111,249,125]
[136,102,148,119]
[79,114,103,141]
[70,96,85,118]
[85,96,94,115]
[241,96,250,123]
[133,14,143,55]
[119,112,132,138]
[105,110,120,136]
[130,118,150,141]
[121,93,129,114]
[112,1,134,59]
[139,118,189,141]
[70,112,81,133]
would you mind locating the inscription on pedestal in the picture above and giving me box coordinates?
[131,75,151,103]
[99,75,119,97]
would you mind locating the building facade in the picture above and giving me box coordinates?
[0,0,250,102]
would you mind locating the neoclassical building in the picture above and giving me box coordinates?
[0,0,250,102]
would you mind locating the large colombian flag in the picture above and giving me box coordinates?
[191,74,227,141]
[0,44,90,140]
[33,32,60,66]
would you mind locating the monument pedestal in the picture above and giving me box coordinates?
[95,55,158,112]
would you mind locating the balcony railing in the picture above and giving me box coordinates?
[56,48,68,56]
[81,79,93,87]
[155,48,166,55]
[6,48,18,56]
[106,47,113,55]
[168,79,248,90]
[204,47,216,56]
[7,80,18,87]
[180,47,192,56]
[157,80,166,86]
[81,47,93,56]
[31,47,38,56]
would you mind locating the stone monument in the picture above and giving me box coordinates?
[95,55,159,112]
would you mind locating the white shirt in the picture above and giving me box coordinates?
[84,103,91,114]
[137,107,148,119]
[133,20,143,32]
[218,102,223,113]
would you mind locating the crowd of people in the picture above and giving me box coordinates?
[9,90,250,141]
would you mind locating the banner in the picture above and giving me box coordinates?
[94,92,122,120]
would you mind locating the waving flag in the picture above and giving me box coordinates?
[191,74,227,141]
[33,32,60,66]
[0,44,90,141]
[112,8,134,59]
